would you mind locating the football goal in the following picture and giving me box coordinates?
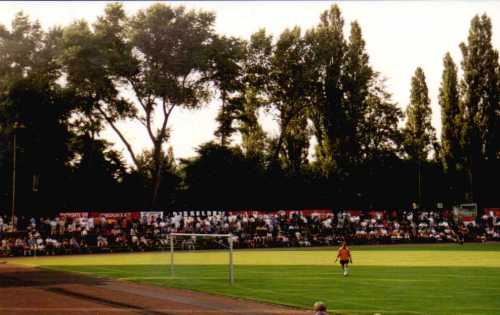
[169,233,235,285]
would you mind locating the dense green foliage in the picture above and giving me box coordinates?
[0,4,498,215]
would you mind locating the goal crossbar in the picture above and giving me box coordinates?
[170,233,232,237]
[168,233,234,285]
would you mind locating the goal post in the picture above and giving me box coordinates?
[169,233,234,285]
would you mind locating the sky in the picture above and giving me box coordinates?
[1,1,499,164]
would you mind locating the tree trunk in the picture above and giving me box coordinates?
[151,145,163,210]
[220,92,227,147]
[272,134,285,163]
[467,162,474,203]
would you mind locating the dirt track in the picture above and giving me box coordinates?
[0,264,310,315]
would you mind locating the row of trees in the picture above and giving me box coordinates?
[0,4,498,216]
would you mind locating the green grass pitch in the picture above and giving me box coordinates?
[7,243,500,315]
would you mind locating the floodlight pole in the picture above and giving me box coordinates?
[229,234,234,285]
[11,131,16,229]
[170,235,174,277]
[418,159,422,208]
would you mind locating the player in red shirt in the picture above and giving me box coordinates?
[335,241,352,276]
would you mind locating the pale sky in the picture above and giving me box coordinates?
[1,1,500,164]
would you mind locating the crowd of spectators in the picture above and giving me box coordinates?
[0,209,499,257]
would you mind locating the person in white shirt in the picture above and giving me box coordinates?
[50,219,57,235]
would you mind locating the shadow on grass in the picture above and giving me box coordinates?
[0,264,109,288]
[40,264,500,315]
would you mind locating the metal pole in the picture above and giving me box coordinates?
[170,235,174,277]
[229,235,234,285]
[11,132,16,229]
[417,159,422,209]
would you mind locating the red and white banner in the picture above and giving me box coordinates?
[171,210,225,217]
[59,212,88,219]
[226,209,333,218]
[89,212,140,220]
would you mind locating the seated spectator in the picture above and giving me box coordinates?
[0,209,497,257]
[0,238,9,256]
[139,236,149,250]
[97,235,108,249]
[70,237,81,253]
[131,234,139,248]
[36,237,45,255]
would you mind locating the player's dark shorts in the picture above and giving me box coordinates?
[340,259,349,265]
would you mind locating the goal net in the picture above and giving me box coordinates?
[169,233,235,285]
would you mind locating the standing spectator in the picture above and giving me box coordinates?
[58,218,65,235]
[50,218,57,235]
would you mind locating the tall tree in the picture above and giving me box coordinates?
[460,14,500,201]
[1,77,75,214]
[239,88,268,159]
[342,21,374,167]
[195,29,271,161]
[268,27,311,171]
[62,3,216,208]
[62,17,128,149]
[440,53,462,169]
[0,12,63,94]
[281,112,311,174]
[304,5,346,176]
[237,29,273,159]
[346,73,403,209]
[0,12,43,94]
[403,67,436,206]
[305,7,374,177]
[0,13,69,215]
[359,74,403,161]
[208,35,246,146]
[404,68,436,160]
